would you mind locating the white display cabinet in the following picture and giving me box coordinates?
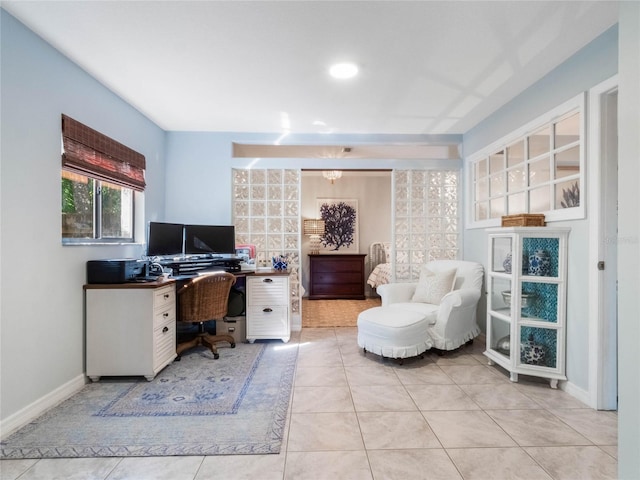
[484,227,570,388]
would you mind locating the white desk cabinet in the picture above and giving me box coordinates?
[85,280,177,381]
[246,272,290,343]
[484,227,570,388]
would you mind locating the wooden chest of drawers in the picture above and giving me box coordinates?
[308,254,367,300]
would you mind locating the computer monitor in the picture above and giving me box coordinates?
[184,224,236,256]
[146,221,184,257]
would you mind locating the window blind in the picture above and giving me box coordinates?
[61,114,146,191]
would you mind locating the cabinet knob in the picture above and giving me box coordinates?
[163,312,169,318]
[162,326,169,333]
[263,307,273,313]
[163,294,170,299]
[263,278,273,283]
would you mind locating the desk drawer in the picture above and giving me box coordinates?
[246,306,288,336]
[247,277,288,305]
[154,321,176,368]
[153,305,175,329]
[154,285,175,311]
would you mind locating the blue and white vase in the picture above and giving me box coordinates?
[502,253,513,273]
[272,255,288,271]
[520,334,547,366]
[528,249,551,276]
[503,253,528,274]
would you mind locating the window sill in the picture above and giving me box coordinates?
[62,241,143,247]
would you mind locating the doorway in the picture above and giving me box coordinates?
[588,77,618,410]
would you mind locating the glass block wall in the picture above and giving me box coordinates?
[393,170,460,281]
[232,169,301,316]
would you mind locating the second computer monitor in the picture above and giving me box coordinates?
[184,224,235,256]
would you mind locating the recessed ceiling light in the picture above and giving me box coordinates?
[329,62,359,79]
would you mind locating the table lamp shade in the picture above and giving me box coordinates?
[303,219,325,236]
[304,219,325,255]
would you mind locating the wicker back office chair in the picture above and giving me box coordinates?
[176,272,237,359]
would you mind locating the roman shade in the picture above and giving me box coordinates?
[61,114,146,191]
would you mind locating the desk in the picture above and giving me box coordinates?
[84,269,291,380]
[84,279,177,381]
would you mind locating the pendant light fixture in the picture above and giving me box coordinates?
[322,170,343,184]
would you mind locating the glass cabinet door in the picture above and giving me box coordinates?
[517,234,563,373]
[490,236,512,273]
[488,275,511,318]
[518,326,559,369]
[522,236,560,278]
[488,315,511,359]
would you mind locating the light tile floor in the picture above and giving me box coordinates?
[0,327,618,480]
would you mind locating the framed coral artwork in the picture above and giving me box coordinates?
[316,198,359,254]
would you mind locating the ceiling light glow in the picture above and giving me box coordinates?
[329,62,358,79]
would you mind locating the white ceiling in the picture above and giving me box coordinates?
[2,1,618,135]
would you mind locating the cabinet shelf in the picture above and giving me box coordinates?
[484,227,570,389]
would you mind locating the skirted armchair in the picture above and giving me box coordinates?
[376,260,484,352]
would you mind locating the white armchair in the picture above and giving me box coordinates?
[377,260,484,352]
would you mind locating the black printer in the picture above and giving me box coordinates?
[87,259,150,284]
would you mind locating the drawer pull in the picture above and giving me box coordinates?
[163,293,170,299]
[163,312,169,318]
[162,326,169,333]
[263,278,273,283]
[263,307,273,313]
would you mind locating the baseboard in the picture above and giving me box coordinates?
[475,333,592,407]
[561,379,592,407]
[0,374,86,439]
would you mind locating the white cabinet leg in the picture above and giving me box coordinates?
[509,372,518,383]
[550,378,559,389]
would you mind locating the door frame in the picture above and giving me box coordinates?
[588,75,618,410]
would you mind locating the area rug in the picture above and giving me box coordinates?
[1,340,298,458]
[302,297,381,327]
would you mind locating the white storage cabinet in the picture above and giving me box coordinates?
[246,273,290,343]
[484,227,570,388]
[85,281,177,381]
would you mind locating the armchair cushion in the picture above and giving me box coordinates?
[411,266,457,305]
[388,302,439,325]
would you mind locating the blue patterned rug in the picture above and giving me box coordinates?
[1,340,298,458]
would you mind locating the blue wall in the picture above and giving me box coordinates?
[0,9,166,423]
[461,26,618,394]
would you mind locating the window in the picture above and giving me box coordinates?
[61,115,144,243]
[467,94,584,227]
[62,171,134,241]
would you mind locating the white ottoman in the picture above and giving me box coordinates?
[357,306,433,360]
